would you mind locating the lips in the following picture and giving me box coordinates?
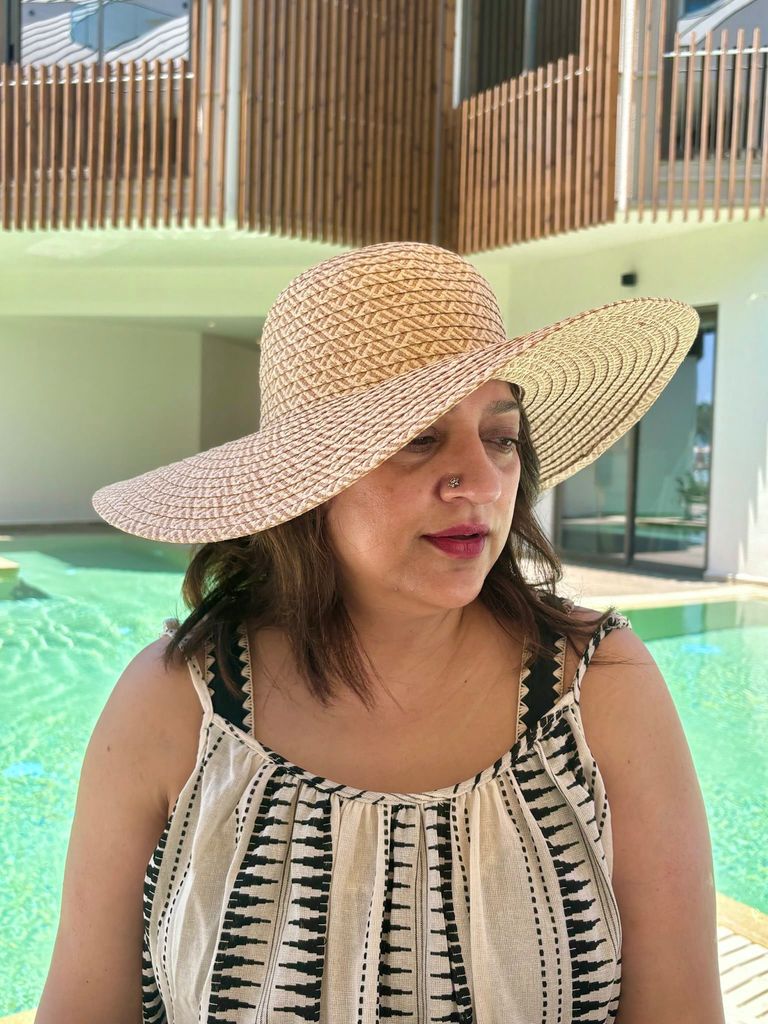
[424,534,488,559]
[425,524,490,539]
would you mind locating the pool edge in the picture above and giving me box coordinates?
[717,891,768,948]
[585,582,767,611]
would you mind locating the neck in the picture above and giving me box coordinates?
[337,598,489,714]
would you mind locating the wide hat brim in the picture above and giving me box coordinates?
[91,295,699,544]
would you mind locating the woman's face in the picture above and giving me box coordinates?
[323,379,523,616]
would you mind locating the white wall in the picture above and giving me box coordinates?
[475,217,768,582]
[201,332,261,451]
[0,319,202,524]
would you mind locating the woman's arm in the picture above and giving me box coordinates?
[578,623,725,1024]
[34,637,198,1023]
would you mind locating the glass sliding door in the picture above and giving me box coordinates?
[557,428,634,565]
[555,431,633,562]
[632,323,714,572]
[555,310,715,574]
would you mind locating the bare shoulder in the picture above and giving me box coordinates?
[119,635,203,725]
[34,635,206,1021]
[564,603,662,747]
[107,635,206,819]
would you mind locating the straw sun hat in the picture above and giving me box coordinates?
[91,241,699,545]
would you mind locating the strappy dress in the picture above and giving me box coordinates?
[141,610,632,1023]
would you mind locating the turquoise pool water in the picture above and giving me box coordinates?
[1,528,766,1015]
[609,599,768,921]
[0,530,191,1015]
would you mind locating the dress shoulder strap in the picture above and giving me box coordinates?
[570,611,633,706]
[160,617,214,718]
[161,618,253,733]
[516,618,569,739]
[207,622,253,732]
[516,608,633,738]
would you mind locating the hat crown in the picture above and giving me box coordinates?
[258,242,509,427]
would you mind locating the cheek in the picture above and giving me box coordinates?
[326,483,407,552]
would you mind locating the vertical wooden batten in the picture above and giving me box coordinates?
[189,0,202,226]
[24,63,32,229]
[697,33,713,222]
[741,27,760,220]
[162,59,173,227]
[351,0,365,243]
[150,58,161,227]
[216,0,230,226]
[237,1,252,228]
[110,61,121,226]
[325,0,339,241]
[272,0,286,236]
[95,61,107,228]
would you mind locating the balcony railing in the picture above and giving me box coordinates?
[624,0,767,221]
[0,59,192,229]
[0,0,229,230]
[444,0,621,252]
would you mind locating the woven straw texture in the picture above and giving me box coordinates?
[91,241,700,544]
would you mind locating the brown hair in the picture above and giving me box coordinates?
[161,382,623,709]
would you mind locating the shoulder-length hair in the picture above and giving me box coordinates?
[161,382,621,709]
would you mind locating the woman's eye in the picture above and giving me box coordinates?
[406,436,521,452]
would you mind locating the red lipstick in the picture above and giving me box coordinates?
[423,523,489,559]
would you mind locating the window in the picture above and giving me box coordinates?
[682,0,715,12]
[17,0,190,65]
[457,0,582,102]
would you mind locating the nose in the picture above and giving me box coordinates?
[439,438,504,504]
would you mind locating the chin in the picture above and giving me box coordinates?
[428,580,485,607]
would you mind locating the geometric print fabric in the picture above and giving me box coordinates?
[141,610,632,1023]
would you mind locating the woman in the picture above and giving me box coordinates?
[37,242,724,1023]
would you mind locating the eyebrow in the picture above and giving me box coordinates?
[484,399,520,414]
[440,397,520,421]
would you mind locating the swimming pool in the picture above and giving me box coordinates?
[608,599,768,922]
[1,528,766,1016]
[0,530,191,1015]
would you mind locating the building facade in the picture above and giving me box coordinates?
[1,0,766,582]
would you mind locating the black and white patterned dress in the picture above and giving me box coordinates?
[142,610,632,1023]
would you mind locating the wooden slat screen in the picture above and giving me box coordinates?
[448,0,621,252]
[236,0,450,244]
[625,0,767,222]
[0,0,232,230]
[0,57,198,229]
